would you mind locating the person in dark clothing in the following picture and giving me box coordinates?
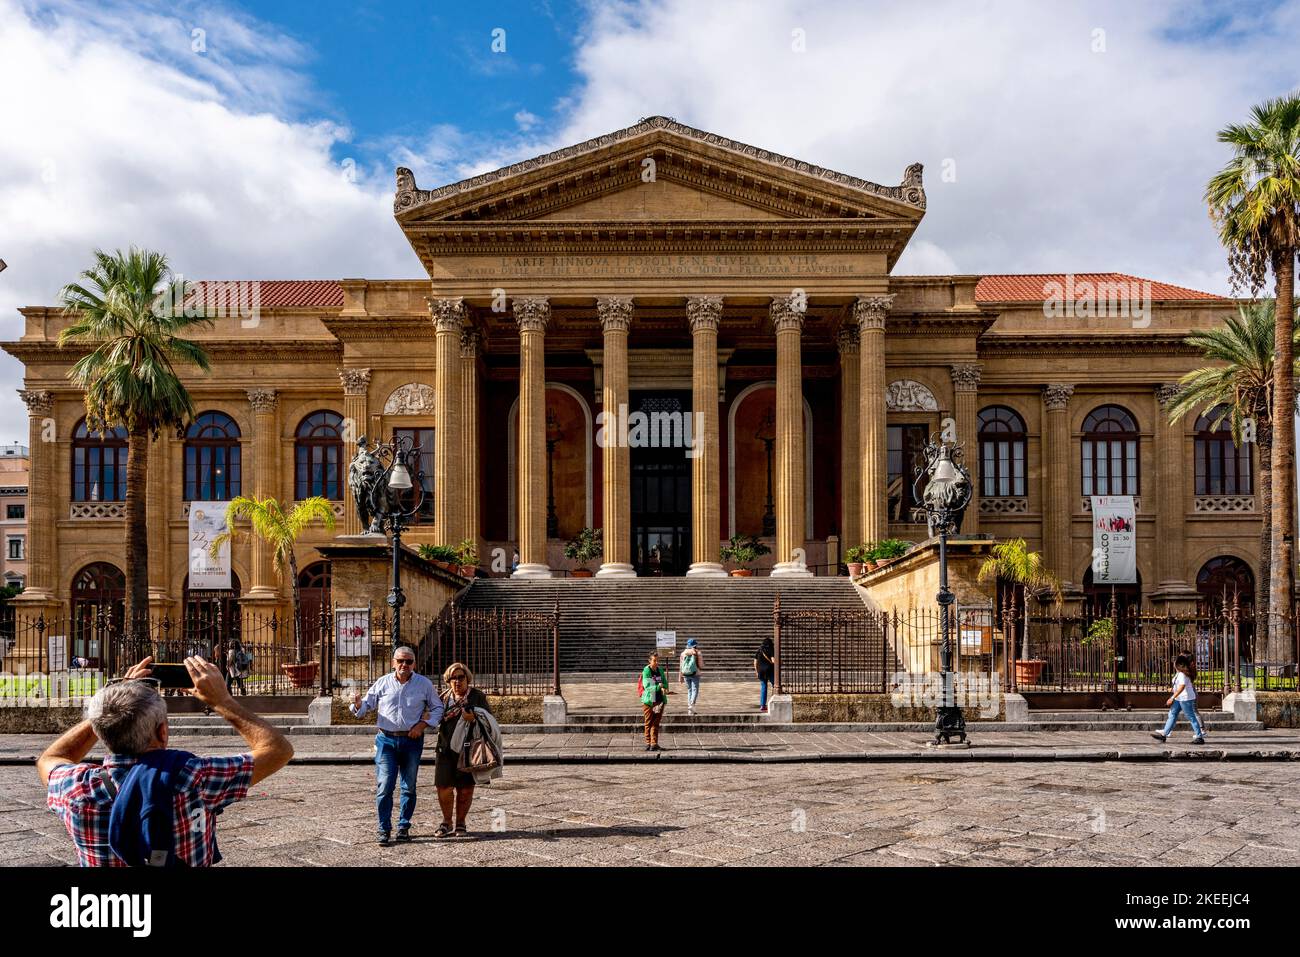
[754,637,776,712]
[434,662,492,838]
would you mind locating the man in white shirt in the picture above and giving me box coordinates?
[350,647,443,844]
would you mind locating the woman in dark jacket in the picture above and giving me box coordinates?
[754,637,775,713]
[434,662,492,838]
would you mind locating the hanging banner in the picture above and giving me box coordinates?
[1090,496,1136,584]
[188,502,231,590]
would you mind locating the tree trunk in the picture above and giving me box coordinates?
[1270,251,1296,663]
[125,426,150,639]
[288,552,303,664]
[1257,424,1273,625]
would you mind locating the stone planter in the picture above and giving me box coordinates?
[730,569,753,577]
[847,562,864,578]
[459,564,476,578]
[281,661,320,689]
[1014,659,1046,686]
[571,568,594,578]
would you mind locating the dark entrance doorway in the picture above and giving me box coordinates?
[630,391,692,576]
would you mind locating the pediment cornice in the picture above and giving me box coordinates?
[395,116,925,224]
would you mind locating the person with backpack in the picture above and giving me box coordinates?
[639,651,669,751]
[1150,652,1206,745]
[226,638,252,696]
[38,655,293,866]
[754,636,776,713]
[679,639,702,716]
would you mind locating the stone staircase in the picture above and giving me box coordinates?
[455,577,874,675]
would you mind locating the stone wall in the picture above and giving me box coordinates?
[331,694,541,725]
[794,693,1004,722]
[1256,692,1300,729]
[0,707,83,734]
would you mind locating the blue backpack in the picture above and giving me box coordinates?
[104,749,198,867]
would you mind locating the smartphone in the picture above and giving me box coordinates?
[150,663,194,689]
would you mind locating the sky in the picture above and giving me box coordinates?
[1,0,1299,442]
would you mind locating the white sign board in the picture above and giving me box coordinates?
[655,630,677,650]
[47,634,67,672]
[188,502,231,589]
[1090,496,1137,585]
[335,608,372,658]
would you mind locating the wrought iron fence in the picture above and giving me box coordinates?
[415,599,559,697]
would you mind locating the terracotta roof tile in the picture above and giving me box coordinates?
[188,280,344,309]
[975,273,1223,303]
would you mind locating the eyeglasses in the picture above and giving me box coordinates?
[394,659,415,666]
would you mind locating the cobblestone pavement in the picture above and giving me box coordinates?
[4,760,1300,867]
[2,730,1299,761]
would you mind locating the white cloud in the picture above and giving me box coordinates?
[514,109,541,131]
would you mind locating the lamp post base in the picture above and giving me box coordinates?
[933,705,968,745]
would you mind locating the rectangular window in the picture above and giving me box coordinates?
[392,428,435,524]
[7,538,22,560]
[888,424,929,522]
[6,504,23,520]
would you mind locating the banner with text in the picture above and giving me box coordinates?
[188,502,231,590]
[1090,496,1136,585]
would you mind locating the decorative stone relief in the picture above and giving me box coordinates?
[384,383,436,416]
[71,503,126,520]
[836,323,860,354]
[770,296,805,333]
[885,380,939,412]
[513,297,551,332]
[1193,495,1255,513]
[428,297,466,333]
[980,497,1029,515]
[1043,384,1075,411]
[1155,383,1183,408]
[853,295,895,331]
[686,296,722,333]
[597,296,634,334]
[19,390,53,416]
[460,326,482,359]
[950,364,983,393]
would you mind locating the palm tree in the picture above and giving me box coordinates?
[1206,93,1300,660]
[977,538,1063,660]
[211,496,336,663]
[1167,301,1299,623]
[58,248,212,634]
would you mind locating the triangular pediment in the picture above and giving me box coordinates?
[394,116,926,225]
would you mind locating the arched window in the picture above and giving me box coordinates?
[978,406,1026,497]
[184,412,241,501]
[72,420,127,502]
[297,561,332,635]
[1196,556,1255,607]
[71,562,125,662]
[1194,407,1252,495]
[1082,405,1139,496]
[295,411,345,500]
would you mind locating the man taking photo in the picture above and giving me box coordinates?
[38,655,294,867]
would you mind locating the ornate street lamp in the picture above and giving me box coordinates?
[363,433,426,650]
[755,408,776,537]
[545,409,562,539]
[911,436,973,745]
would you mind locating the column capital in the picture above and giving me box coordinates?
[1043,383,1075,411]
[950,363,983,393]
[687,295,723,333]
[596,296,634,334]
[18,389,53,416]
[460,325,482,359]
[770,296,805,333]
[836,322,860,355]
[338,367,372,396]
[853,294,896,330]
[428,296,467,333]
[513,297,551,332]
[1155,383,1183,409]
[246,388,278,413]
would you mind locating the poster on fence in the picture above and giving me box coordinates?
[47,634,67,672]
[335,608,371,658]
[1090,495,1136,584]
[188,502,231,589]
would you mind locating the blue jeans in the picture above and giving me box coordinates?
[684,675,700,709]
[1161,700,1205,738]
[759,674,772,709]
[374,732,424,833]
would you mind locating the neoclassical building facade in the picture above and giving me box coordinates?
[4,117,1259,624]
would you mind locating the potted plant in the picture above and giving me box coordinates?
[976,538,1063,687]
[873,538,913,566]
[845,544,869,578]
[454,538,479,577]
[416,543,459,571]
[210,495,336,688]
[563,527,602,577]
[720,534,771,577]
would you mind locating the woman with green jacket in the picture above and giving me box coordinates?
[639,652,669,752]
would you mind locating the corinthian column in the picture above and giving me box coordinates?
[771,296,812,577]
[146,428,171,616]
[16,390,56,606]
[245,388,280,600]
[687,296,727,577]
[857,295,894,542]
[951,363,983,534]
[339,368,372,536]
[461,327,482,544]
[430,297,466,546]
[837,322,861,550]
[1153,383,1197,609]
[513,298,552,578]
[1042,384,1075,585]
[596,297,636,577]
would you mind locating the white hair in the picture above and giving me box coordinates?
[85,681,167,755]
[392,646,416,661]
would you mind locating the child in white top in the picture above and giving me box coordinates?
[1151,653,1205,744]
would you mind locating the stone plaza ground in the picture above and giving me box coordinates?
[3,730,1300,867]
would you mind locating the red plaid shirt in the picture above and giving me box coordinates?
[46,752,253,867]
